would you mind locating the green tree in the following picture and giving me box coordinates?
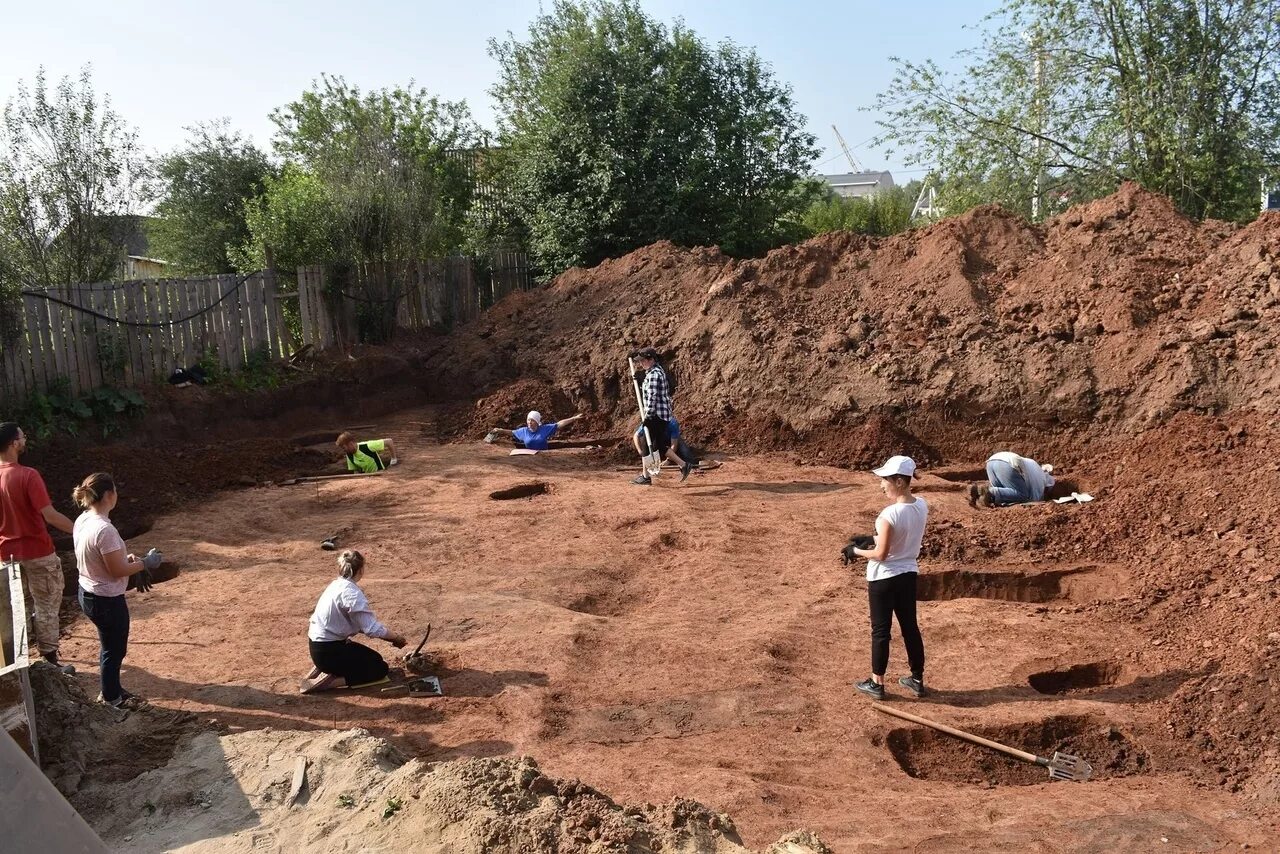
[874,0,1280,221]
[268,74,478,262]
[231,165,340,273]
[148,121,274,274]
[801,183,921,238]
[0,67,143,332]
[489,0,821,274]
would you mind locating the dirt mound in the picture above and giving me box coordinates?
[28,662,203,803]
[440,377,583,441]
[420,184,1280,460]
[31,438,334,546]
[83,727,829,854]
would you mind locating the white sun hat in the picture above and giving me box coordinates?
[872,455,917,478]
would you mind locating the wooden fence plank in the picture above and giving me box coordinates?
[124,282,145,385]
[29,294,53,394]
[228,274,246,367]
[161,279,178,375]
[192,277,212,360]
[264,270,284,358]
[252,274,270,357]
[172,280,190,372]
[209,277,231,371]
[147,279,165,381]
[49,289,72,394]
[240,275,258,358]
[75,285,99,390]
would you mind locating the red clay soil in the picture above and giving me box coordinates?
[424,182,1280,463]
[24,183,1280,849]
[52,420,1277,850]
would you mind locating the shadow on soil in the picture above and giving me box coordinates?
[919,668,1199,708]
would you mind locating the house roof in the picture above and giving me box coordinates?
[821,171,895,190]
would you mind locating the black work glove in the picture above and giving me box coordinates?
[841,536,876,565]
[131,568,154,593]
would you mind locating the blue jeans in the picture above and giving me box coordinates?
[986,459,1031,505]
[78,589,130,702]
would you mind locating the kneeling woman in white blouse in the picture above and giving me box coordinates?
[301,550,407,693]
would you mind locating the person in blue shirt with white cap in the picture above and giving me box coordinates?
[849,454,929,701]
[487,411,583,451]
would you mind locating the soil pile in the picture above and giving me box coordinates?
[29,662,202,802]
[31,437,334,544]
[81,726,830,853]
[424,184,1280,463]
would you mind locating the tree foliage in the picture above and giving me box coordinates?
[148,121,274,274]
[0,67,143,332]
[875,0,1280,221]
[259,74,478,264]
[489,0,820,273]
[801,183,921,238]
[231,165,341,273]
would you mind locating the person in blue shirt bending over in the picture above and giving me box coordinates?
[488,411,583,450]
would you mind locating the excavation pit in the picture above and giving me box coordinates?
[489,481,552,501]
[916,568,1088,603]
[886,715,1149,786]
[1028,661,1123,695]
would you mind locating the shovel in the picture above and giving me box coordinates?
[873,704,1093,782]
[628,357,662,478]
[402,625,431,671]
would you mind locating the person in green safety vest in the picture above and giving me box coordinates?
[335,432,399,473]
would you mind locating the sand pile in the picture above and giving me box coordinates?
[29,664,827,852]
[423,184,1280,464]
[78,726,829,854]
[29,663,202,803]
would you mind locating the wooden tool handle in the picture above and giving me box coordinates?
[411,624,431,657]
[872,704,1039,764]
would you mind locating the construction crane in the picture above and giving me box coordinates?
[831,125,863,173]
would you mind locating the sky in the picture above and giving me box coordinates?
[0,0,1002,181]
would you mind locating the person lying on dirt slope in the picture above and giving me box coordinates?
[632,416,699,470]
[301,550,408,694]
[336,432,399,473]
[851,456,929,702]
[630,347,693,485]
[969,451,1055,507]
[487,411,583,450]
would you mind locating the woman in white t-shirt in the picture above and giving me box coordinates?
[73,473,157,709]
[850,455,929,701]
[300,550,407,694]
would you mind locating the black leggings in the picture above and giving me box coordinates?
[309,639,389,685]
[868,571,925,678]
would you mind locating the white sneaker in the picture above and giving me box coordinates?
[389,458,399,466]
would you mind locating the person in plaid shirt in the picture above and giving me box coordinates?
[631,347,693,485]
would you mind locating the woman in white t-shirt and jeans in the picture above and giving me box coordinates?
[851,455,928,701]
[73,473,157,709]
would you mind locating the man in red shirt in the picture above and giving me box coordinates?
[0,423,75,672]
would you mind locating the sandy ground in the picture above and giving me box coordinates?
[56,406,1268,851]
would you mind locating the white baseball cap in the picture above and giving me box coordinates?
[872,455,917,478]
[527,411,542,425]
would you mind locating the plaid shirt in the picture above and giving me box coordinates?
[641,364,673,420]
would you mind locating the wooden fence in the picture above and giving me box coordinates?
[0,252,533,402]
[296,253,534,351]
[0,272,290,402]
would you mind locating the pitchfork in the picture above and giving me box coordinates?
[874,704,1093,782]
